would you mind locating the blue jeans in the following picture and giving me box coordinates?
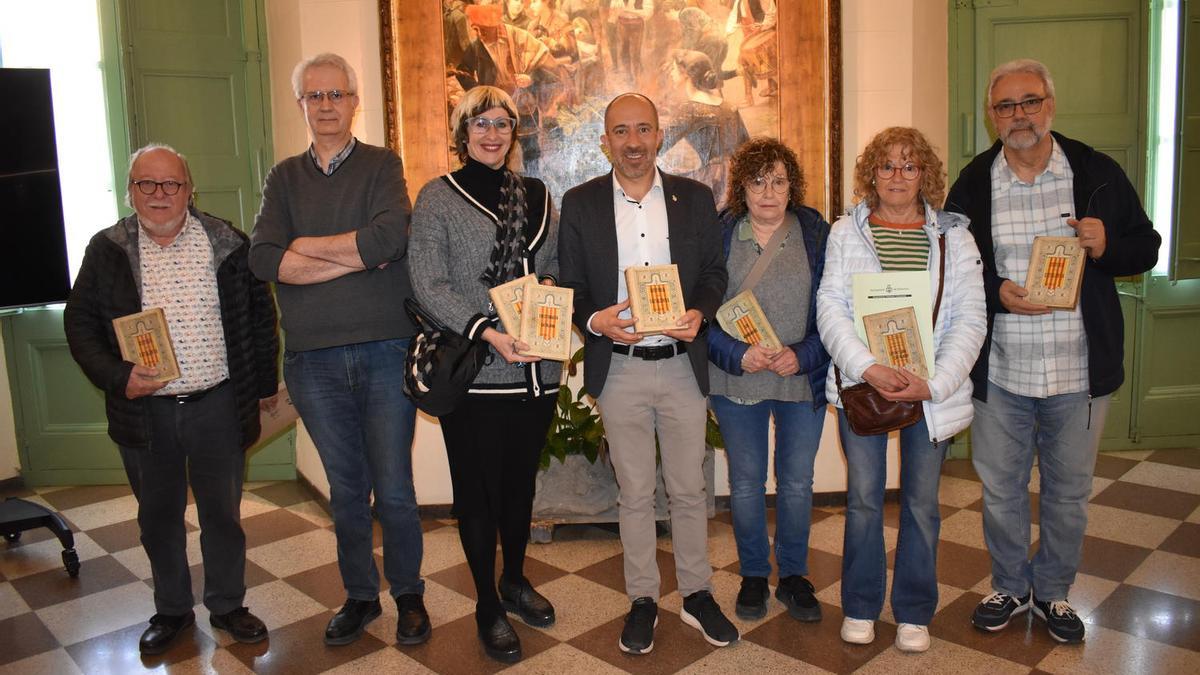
[283,338,423,600]
[839,413,948,625]
[971,381,1109,602]
[710,396,824,578]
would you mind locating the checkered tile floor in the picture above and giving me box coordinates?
[1,449,1198,674]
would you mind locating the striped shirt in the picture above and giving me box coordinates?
[868,214,928,271]
[987,139,1088,398]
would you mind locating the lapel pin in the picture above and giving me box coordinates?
[671,194,678,202]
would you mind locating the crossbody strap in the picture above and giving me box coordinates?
[835,233,946,393]
[735,212,795,295]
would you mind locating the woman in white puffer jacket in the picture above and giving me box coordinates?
[816,127,985,654]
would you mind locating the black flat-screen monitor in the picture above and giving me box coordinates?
[0,68,71,310]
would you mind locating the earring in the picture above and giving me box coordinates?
[871,178,876,186]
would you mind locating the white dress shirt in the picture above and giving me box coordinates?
[589,168,674,347]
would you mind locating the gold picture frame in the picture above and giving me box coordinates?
[379,0,842,219]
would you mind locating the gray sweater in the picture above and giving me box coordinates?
[249,142,416,351]
[409,174,562,398]
[709,221,813,402]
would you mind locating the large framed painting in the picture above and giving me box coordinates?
[380,0,841,218]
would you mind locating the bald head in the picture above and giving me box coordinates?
[127,145,193,242]
[601,93,663,188]
[603,92,659,129]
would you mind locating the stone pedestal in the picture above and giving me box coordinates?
[530,447,717,543]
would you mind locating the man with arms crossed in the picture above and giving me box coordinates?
[558,92,736,654]
[249,53,429,647]
[946,59,1160,644]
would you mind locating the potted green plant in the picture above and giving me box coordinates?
[531,347,723,541]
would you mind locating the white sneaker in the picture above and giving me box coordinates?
[895,623,930,653]
[840,617,875,644]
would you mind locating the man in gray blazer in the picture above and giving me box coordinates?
[558,93,736,654]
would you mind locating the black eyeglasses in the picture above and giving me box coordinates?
[130,179,188,196]
[992,96,1047,118]
[300,90,355,104]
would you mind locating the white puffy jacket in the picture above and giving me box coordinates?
[817,200,986,442]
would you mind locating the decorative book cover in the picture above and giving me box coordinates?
[1025,236,1085,309]
[112,307,180,382]
[488,273,537,336]
[862,306,929,379]
[716,290,782,350]
[624,264,685,334]
[851,271,935,378]
[518,284,574,361]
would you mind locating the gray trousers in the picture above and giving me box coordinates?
[598,352,713,600]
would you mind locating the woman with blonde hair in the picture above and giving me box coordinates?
[816,127,985,653]
[409,85,560,664]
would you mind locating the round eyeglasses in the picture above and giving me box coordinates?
[992,96,1047,118]
[467,115,517,135]
[875,162,921,181]
[130,179,188,196]
[745,175,790,194]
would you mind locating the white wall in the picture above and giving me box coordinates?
[264,0,949,504]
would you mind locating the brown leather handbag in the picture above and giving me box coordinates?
[835,235,945,436]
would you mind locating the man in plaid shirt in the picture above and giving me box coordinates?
[945,59,1160,645]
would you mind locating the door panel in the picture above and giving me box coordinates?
[949,0,1151,450]
[4,0,288,486]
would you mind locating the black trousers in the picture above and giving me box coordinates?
[119,382,247,616]
[439,394,556,619]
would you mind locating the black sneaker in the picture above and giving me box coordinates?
[971,591,1031,632]
[619,597,658,654]
[735,576,769,620]
[1033,597,1085,643]
[776,575,821,622]
[680,591,739,647]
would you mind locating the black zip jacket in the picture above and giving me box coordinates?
[64,209,280,450]
[945,132,1160,401]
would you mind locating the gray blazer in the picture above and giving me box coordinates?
[557,170,728,397]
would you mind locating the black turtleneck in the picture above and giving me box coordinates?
[446,158,549,240]
[451,158,504,214]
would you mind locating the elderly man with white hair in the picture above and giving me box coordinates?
[249,52,428,648]
[64,144,280,655]
[946,58,1160,644]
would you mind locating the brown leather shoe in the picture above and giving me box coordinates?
[139,610,195,655]
[209,606,268,644]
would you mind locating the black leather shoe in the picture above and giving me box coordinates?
[477,614,521,663]
[139,610,195,655]
[325,598,382,646]
[209,606,268,644]
[499,576,555,627]
[395,593,431,645]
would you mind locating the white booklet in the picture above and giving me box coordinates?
[851,271,936,378]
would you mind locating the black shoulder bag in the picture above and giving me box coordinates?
[402,297,488,416]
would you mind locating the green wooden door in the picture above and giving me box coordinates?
[948,0,1152,448]
[1135,1,1200,445]
[4,0,290,486]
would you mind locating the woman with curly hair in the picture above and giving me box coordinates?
[707,137,831,624]
[816,127,985,652]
